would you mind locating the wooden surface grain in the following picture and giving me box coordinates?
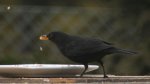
[0,75,150,83]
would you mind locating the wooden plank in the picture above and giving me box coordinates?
[0,75,150,83]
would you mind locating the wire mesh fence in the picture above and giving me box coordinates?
[0,5,149,75]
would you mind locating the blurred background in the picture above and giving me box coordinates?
[0,0,149,75]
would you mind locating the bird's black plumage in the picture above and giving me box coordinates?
[40,31,136,78]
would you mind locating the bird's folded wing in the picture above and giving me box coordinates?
[68,39,112,56]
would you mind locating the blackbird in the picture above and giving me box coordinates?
[39,31,136,78]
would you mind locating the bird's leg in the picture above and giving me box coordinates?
[80,64,88,77]
[98,61,108,78]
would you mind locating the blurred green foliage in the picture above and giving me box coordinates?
[0,0,149,75]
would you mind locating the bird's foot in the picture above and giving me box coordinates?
[103,75,108,78]
[80,74,83,77]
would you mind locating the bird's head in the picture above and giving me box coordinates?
[39,32,69,41]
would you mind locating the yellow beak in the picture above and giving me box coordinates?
[39,35,48,40]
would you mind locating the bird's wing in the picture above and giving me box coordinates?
[102,41,113,45]
[68,38,113,56]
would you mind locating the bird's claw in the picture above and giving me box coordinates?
[80,74,83,77]
[103,75,108,78]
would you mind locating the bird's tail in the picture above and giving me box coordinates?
[114,48,137,55]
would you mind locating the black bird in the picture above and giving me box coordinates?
[39,31,136,78]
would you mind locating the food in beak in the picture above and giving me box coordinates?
[39,35,48,40]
